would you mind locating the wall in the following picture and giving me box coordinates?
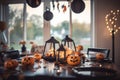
[94,0,120,66]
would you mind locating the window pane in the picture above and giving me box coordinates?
[8,3,44,50]
[50,0,91,51]
[72,0,91,51]
[26,3,44,49]
[50,1,70,41]
[8,4,24,50]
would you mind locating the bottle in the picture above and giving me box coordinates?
[21,44,26,52]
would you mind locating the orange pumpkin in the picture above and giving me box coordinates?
[45,48,55,57]
[67,54,81,66]
[46,53,54,57]
[96,53,105,61]
[21,56,35,67]
[4,59,18,70]
[65,47,74,57]
[76,45,83,52]
[34,53,42,61]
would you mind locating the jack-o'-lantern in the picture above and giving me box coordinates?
[34,52,42,61]
[21,56,35,67]
[67,54,81,66]
[96,53,105,61]
[4,59,18,70]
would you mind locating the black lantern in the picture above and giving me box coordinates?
[57,44,66,64]
[43,37,60,62]
[62,35,76,51]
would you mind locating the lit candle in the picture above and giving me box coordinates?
[56,69,61,76]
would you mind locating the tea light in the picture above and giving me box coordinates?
[56,69,61,76]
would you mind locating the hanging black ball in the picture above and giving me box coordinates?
[43,9,53,21]
[71,0,85,13]
[26,0,41,8]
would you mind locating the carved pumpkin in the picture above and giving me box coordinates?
[4,59,18,70]
[34,52,42,61]
[67,54,81,66]
[96,53,105,61]
[21,56,35,67]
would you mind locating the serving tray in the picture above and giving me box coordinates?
[72,66,116,79]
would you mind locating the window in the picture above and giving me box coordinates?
[72,0,91,51]
[50,1,69,41]
[8,4,24,50]
[4,0,91,52]
[7,3,44,50]
[50,0,91,51]
[26,3,44,48]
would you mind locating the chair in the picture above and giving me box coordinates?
[87,48,110,60]
[5,50,20,59]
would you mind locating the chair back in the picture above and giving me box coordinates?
[87,48,110,59]
[5,50,20,59]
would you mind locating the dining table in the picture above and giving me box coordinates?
[0,54,120,80]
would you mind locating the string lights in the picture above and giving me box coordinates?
[105,10,120,62]
[105,10,120,35]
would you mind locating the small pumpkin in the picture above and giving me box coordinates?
[96,53,105,61]
[45,48,55,57]
[4,59,18,70]
[74,51,81,56]
[67,54,81,66]
[34,52,42,61]
[76,45,83,52]
[21,56,35,67]
[65,47,74,57]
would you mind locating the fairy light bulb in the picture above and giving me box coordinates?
[105,10,120,35]
[117,10,119,12]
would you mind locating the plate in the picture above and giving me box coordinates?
[72,67,116,79]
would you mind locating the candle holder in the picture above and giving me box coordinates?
[57,44,66,64]
[62,35,76,51]
[43,37,60,62]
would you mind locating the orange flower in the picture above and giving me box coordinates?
[76,45,83,51]
[19,40,26,45]
[30,41,34,44]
